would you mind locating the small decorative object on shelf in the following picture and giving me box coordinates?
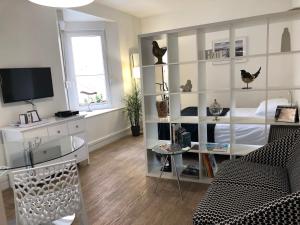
[155,67,169,118]
[156,100,168,118]
[152,41,167,64]
[240,67,261,89]
[281,27,291,52]
[180,79,192,92]
[275,105,299,123]
[172,124,192,148]
[209,99,223,121]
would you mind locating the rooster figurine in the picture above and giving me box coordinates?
[241,67,261,89]
[152,41,167,64]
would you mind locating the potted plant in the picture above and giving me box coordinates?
[124,84,142,136]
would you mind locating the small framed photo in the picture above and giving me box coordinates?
[28,110,41,123]
[275,106,299,123]
[19,114,28,125]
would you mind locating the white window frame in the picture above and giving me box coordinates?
[63,30,111,111]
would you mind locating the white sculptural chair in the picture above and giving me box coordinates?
[11,160,88,225]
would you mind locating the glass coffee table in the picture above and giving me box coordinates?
[152,143,190,200]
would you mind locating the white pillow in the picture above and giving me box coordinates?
[256,98,289,117]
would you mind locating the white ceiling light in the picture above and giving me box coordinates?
[28,0,95,8]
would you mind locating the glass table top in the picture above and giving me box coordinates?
[152,143,191,155]
[0,135,85,171]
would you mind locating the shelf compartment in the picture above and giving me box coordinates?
[178,152,200,181]
[231,123,268,146]
[268,53,300,89]
[233,56,266,90]
[231,90,266,112]
[140,34,167,66]
[199,153,229,179]
[230,144,261,156]
[233,19,268,57]
[144,95,170,122]
[199,61,231,92]
[169,93,198,121]
[268,14,300,54]
[168,63,198,93]
[197,26,230,61]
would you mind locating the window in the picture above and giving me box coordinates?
[64,31,110,111]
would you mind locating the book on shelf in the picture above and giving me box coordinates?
[202,153,218,177]
[202,153,214,178]
[206,143,229,152]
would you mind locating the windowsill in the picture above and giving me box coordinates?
[79,107,124,118]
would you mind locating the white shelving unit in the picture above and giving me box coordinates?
[139,11,300,183]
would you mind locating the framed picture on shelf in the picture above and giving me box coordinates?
[28,110,41,123]
[275,106,299,123]
[212,37,247,64]
[19,114,28,125]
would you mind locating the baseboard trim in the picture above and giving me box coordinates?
[88,127,131,152]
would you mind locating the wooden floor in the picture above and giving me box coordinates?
[3,135,208,225]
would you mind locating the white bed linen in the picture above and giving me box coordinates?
[215,108,269,145]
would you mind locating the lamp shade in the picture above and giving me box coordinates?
[28,0,95,8]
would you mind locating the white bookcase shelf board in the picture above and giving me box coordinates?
[139,10,300,184]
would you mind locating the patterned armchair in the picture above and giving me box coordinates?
[193,126,300,225]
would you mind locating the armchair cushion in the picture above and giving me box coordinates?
[214,160,290,194]
[193,183,286,225]
[287,139,300,193]
[241,130,300,167]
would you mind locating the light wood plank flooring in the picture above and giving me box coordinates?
[3,135,208,225]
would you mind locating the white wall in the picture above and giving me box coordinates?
[141,0,291,34]
[0,0,140,170]
[0,0,68,126]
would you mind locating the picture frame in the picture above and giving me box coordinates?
[275,106,299,123]
[28,110,41,123]
[19,114,28,125]
[212,37,247,64]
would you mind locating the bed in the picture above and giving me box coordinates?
[215,108,269,145]
[158,107,270,146]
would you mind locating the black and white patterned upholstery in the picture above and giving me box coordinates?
[214,159,290,193]
[193,128,300,225]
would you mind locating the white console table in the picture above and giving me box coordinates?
[1,115,89,186]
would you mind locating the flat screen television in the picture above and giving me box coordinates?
[0,67,54,103]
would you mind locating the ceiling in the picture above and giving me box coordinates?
[95,0,202,18]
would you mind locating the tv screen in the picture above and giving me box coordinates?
[0,67,54,103]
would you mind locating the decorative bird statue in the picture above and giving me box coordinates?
[241,67,261,89]
[152,41,167,64]
[180,80,192,92]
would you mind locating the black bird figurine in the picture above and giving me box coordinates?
[241,67,261,89]
[152,41,167,64]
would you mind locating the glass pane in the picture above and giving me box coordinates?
[76,75,108,105]
[71,35,105,75]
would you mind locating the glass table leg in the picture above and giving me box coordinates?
[171,155,183,200]
[154,155,169,193]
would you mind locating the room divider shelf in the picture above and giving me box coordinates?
[140,10,300,184]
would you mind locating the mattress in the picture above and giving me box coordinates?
[215,108,269,145]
